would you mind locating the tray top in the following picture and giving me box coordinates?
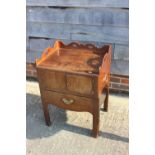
[36,41,110,74]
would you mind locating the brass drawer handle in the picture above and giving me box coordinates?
[62,98,74,105]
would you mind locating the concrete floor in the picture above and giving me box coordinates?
[26,81,129,155]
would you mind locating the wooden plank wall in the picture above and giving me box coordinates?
[26,0,129,76]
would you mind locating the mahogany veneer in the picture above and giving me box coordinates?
[36,41,112,137]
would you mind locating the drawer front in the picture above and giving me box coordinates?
[42,90,93,113]
[66,74,94,95]
[37,69,66,91]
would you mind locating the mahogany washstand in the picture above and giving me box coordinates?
[36,41,112,137]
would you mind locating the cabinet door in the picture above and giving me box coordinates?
[37,69,66,91]
[66,74,94,95]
